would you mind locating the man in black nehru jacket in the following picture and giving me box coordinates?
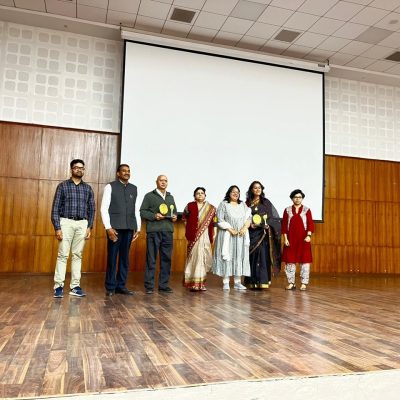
[101,164,140,296]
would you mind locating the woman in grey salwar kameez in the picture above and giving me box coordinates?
[213,185,251,291]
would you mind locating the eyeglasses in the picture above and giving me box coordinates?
[72,166,85,171]
[293,196,303,199]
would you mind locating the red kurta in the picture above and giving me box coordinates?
[182,201,215,244]
[281,205,314,263]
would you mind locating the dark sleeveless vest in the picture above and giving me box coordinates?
[109,180,137,230]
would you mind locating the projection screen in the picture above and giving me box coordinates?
[121,41,324,220]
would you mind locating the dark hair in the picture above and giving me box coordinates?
[290,189,305,199]
[193,187,206,197]
[224,185,242,204]
[70,159,85,169]
[117,164,130,172]
[246,180,266,203]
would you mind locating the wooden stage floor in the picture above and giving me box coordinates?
[0,272,400,398]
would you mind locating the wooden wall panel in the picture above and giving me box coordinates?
[392,203,400,247]
[0,235,16,272]
[92,184,104,239]
[0,122,116,274]
[312,244,337,274]
[1,122,400,275]
[98,134,119,184]
[0,123,41,179]
[0,178,39,235]
[33,236,59,274]
[36,180,60,236]
[324,156,336,199]
[0,177,13,235]
[13,236,36,273]
[358,200,374,246]
[316,198,336,244]
[39,129,101,182]
[130,237,146,272]
[78,233,108,273]
[335,158,354,200]
[375,160,397,203]
[393,249,400,274]
[315,155,400,274]
[336,246,349,274]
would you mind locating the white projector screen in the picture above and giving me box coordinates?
[121,41,324,220]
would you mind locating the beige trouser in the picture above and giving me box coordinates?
[285,263,310,285]
[54,218,88,289]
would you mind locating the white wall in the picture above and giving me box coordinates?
[325,77,400,161]
[0,21,122,132]
[0,20,400,161]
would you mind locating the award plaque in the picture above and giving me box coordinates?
[159,203,168,215]
[252,214,262,225]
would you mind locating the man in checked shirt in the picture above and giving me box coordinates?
[51,159,95,298]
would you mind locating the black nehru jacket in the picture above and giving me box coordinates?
[109,180,138,231]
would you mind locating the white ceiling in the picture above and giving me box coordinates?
[1,0,400,85]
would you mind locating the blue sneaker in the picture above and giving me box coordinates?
[69,286,86,297]
[54,287,63,298]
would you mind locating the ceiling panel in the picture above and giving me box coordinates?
[246,21,279,39]
[295,31,328,47]
[308,17,345,35]
[284,11,320,30]
[108,0,140,14]
[324,2,365,21]
[236,35,266,50]
[1,0,400,84]
[106,10,136,27]
[46,0,76,18]
[174,0,206,8]
[77,5,107,23]
[221,16,254,34]
[270,0,305,11]
[283,43,313,58]
[369,0,400,11]
[351,6,390,25]
[298,0,339,16]
[213,30,242,46]
[14,0,46,12]
[258,6,293,25]
[328,52,356,65]
[230,0,267,20]
[187,25,216,42]
[138,0,172,20]
[203,0,239,15]
[194,11,227,29]
[317,36,350,51]
[333,22,369,39]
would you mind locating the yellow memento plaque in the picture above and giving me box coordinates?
[159,203,168,215]
[252,214,262,225]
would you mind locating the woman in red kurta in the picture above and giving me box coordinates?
[281,189,314,291]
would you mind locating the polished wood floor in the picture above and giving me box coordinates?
[0,272,400,398]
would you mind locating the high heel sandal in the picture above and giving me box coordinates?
[300,284,307,291]
[285,283,296,290]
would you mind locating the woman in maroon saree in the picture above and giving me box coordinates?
[182,187,216,291]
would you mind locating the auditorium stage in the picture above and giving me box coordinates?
[0,273,399,399]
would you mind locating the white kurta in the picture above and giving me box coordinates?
[212,201,251,277]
